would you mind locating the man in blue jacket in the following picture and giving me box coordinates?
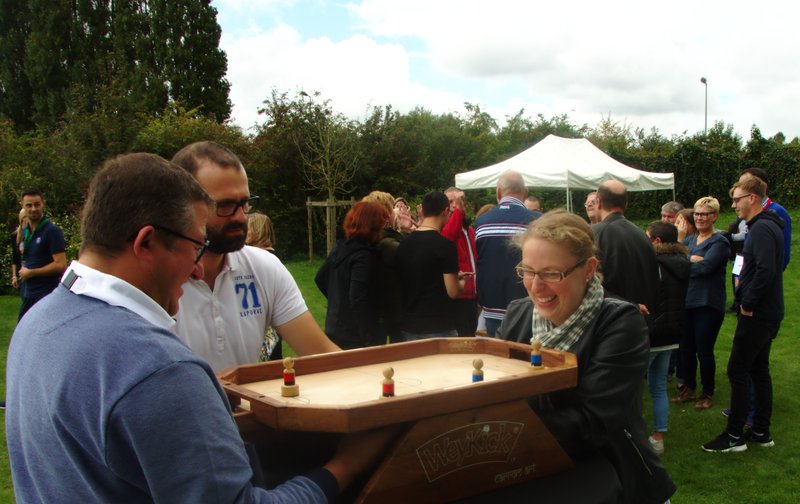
[703,176,784,452]
[474,171,540,336]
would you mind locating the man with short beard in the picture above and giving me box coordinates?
[172,141,340,372]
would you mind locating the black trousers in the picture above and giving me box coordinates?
[453,298,479,336]
[726,315,780,435]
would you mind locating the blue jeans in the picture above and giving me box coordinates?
[648,350,671,433]
[401,329,458,342]
[484,318,502,337]
[679,307,724,396]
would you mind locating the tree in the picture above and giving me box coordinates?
[149,0,231,121]
[0,0,231,130]
[0,0,33,130]
[299,116,359,202]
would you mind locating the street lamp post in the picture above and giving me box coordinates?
[700,77,707,133]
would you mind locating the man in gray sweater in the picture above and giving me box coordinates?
[5,153,390,503]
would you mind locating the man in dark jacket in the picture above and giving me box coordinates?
[703,176,784,452]
[592,180,659,316]
[474,171,540,335]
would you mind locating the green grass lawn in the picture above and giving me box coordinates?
[1,210,798,502]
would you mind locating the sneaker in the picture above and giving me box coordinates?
[648,436,665,455]
[702,432,747,453]
[744,429,775,448]
[671,388,696,403]
[721,408,754,427]
[695,394,714,410]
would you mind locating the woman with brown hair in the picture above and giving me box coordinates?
[315,201,390,349]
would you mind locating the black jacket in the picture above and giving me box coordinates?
[592,213,660,314]
[376,227,404,340]
[315,239,383,349]
[496,297,676,504]
[736,210,785,321]
[651,243,690,348]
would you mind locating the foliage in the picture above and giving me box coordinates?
[0,0,230,132]
[1,83,800,257]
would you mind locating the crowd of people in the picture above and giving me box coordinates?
[3,140,791,502]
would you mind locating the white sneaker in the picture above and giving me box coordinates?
[648,435,664,455]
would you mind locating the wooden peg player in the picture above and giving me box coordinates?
[281,357,300,397]
[530,339,544,369]
[381,367,395,398]
[472,358,484,382]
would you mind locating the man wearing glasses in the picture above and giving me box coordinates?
[702,175,784,452]
[7,153,387,502]
[171,141,339,372]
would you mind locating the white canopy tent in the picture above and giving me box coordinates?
[454,135,675,211]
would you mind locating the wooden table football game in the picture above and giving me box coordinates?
[219,337,578,503]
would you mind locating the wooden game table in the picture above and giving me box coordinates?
[219,337,578,503]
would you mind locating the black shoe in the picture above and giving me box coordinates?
[0,400,5,410]
[702,432,747,452]
[744,429,775,448]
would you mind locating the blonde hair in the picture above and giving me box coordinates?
[362,191,394,215]
[514,210,596,260]
[693,196,720,213]
[16,209,26,244]
[246,212,275,249]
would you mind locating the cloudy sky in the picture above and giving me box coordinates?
[214,0,800,141]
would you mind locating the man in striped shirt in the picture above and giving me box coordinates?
[474,171,541,336]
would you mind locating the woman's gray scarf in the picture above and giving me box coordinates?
[531,276,604,352]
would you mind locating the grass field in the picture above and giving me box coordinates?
[1,209,798,502]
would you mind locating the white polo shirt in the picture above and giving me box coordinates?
[175,246,307,372]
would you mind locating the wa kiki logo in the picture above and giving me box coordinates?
[416,421,523,482]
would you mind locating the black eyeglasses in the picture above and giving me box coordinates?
[153,226,209,264]
[731,193,752,204]
[215,196,259,217]
[515,258,588,283]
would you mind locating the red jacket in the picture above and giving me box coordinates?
[441,208,477,299]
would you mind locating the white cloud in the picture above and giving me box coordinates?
[221,23,465,131]
[218,0,800,139]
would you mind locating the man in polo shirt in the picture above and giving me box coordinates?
[17,189,67,320]
[474,170,540,336]
[171,141,340,372]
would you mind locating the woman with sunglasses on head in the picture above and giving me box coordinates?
[495,210,674,504]
[672,197,730,410]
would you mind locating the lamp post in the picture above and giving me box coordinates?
[700,77,707,133]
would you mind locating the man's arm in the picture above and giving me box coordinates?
[276,311,341,356]
[443,272,465,299]
[18,252,67,282]
[441,208,464,242]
